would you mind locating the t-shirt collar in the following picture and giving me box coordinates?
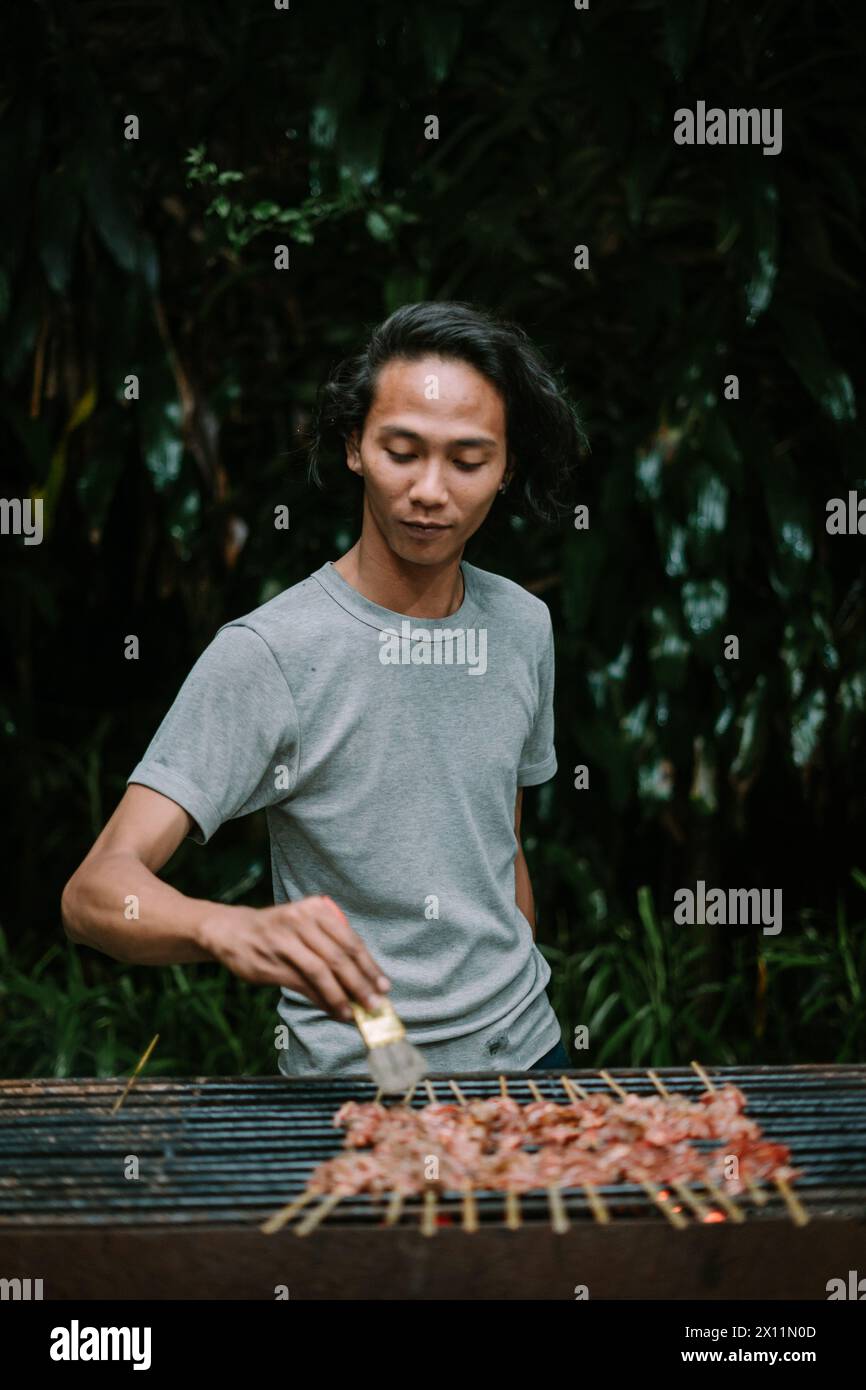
[312,560,481,633]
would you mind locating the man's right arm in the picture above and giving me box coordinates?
[60,784,389,1018]
[61,784,215,964]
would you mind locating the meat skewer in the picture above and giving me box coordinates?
[500,1075,523,1228]
[647,1069,744,1224]
[690,1060,809,1226]
[447,1078,479,1233]
[521,1079,569,1233]
[595,1071,691,1228]
[558,1076,611,1224]
[264,1063,806,1234]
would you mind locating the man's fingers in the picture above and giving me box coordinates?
[280,936,353,1021]
[310,899,390,992]
[295,921,383,1011]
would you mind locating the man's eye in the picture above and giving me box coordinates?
[387,450,416,462]
[455,461,484,472]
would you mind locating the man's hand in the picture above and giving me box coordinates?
[196,895,390,1022]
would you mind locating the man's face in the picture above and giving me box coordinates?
[345,354,511,564]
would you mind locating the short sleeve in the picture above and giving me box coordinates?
[517,611,557,787]
[126,623,300,844]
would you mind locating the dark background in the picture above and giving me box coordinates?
[2,0,865,1076]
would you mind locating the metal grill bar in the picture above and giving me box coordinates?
[2,1066,865,1230]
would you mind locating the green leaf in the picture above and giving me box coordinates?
[76,453,125,539]
[745,182,778,324]
[338,112,387,190]
[140,394,183,492]
[774,304,857,422]
[663,0,707,80]
[686,465,729,565]
[681,578,728,637]
[731,676,768,780]
[417,9,463,84]
[365,209,392,243]
[647,601,690,689]
[83,157,140,275]
[763,455,813,579]
[791,687,827,769]
[38,169,80,294]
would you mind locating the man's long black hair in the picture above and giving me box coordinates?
[307,301,588,524]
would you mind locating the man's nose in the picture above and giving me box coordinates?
[408,462,449,505]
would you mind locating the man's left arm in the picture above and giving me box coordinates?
[514,787,536,935]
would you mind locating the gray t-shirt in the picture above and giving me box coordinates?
[127,559,561,1075]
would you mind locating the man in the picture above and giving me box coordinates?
[61,301,585,1075]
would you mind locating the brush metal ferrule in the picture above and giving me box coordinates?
[350,998,406,1049]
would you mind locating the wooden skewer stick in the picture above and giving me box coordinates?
[548,1185,569,1234]
[449,1079,467,1105]
[775,1174,810,1227]
[640,1178,688,1229]
[421,1186,438,1236]
[690,1059,716,1092]
[384,1190,404,1227]
[403,1084,417,1105]
[424,1079,437,1105]
[743,1178,768,1207]
[527,1079,545,1102]
[505,1189,522,1230]
[462,1187,479,1232]
[583,1183,610,1224]
[599,1068,629,1101]
[111,1034,160,1115]
[260,1188,316,1235]
[295,1191,342,1236]
[702,1177,745,1223]
[672,1180,712,1222]
[560,1075,591,1102]
[647,1068,670,1099]
[499,1074,508,1098]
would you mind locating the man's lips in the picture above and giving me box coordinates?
[400,520,451,531]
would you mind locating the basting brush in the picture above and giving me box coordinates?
[350,997,427,1093]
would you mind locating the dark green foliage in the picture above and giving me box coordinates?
[1,0,865,1074]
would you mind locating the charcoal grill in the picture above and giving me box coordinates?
[1,1064,864,1299]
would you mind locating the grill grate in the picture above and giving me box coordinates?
[1,1065,865,1231]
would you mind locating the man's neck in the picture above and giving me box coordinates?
[332,533,466,620]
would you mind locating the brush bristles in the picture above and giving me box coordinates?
[367,1039,428,1094]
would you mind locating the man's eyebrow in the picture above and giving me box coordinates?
[377,425,498,448]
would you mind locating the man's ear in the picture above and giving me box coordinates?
[345,430,363,476]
